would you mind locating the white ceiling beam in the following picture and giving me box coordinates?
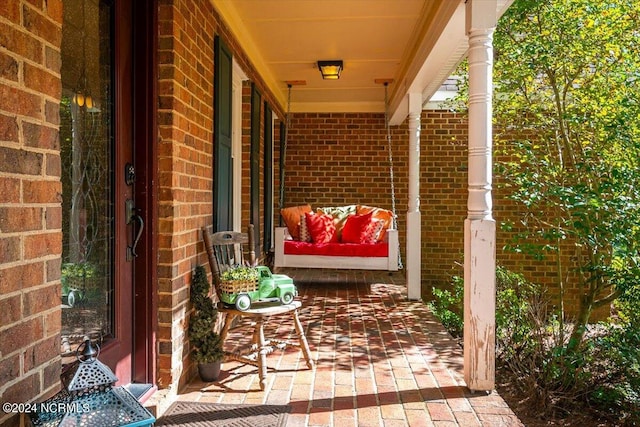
[388,0,515,126]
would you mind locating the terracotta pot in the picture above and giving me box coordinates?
[198,361,222,382]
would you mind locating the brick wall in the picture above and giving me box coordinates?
[420,111,468,293]
[0,1,63,426]
[284,113,408,208]
[157,0,217,391]
[241,83,252,231]
[156,0,285,390]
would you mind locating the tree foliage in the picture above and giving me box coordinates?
[492,0,640,352]
[440,3,640,419]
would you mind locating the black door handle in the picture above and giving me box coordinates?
[126,199,144,260]
[129,214,144,258]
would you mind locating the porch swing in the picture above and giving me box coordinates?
[274,81,401,272]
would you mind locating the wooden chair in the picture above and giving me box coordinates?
[202,225,314,390]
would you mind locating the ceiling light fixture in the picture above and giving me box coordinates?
[317,60,343,80]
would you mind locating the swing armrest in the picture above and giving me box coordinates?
[386,229,399,271]
[384,228,398,243]
[274,227,288,268]
[284,227,293,240]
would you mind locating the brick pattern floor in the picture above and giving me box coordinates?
[176,269,523,426]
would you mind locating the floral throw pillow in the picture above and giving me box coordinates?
[316,205,356,238]
[305,212,337,243]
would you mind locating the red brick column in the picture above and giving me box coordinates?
[0,1,64,426]
[157,0,216,391]
[155,0,287,391]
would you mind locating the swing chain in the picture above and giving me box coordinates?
[384,83,398,231]
[384,82,403,270]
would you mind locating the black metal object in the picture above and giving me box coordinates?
[29,340,155,427]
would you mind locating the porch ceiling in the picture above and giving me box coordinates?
[213,0,513,124]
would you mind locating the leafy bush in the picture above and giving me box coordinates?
[428,266,543,344]
[61,262,97,283]
[495,272,640,424]
[586,291,640,424]
[429,264,640,424]
[587,323,640,424]
[427,275,463,338]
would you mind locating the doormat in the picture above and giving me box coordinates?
[156,401,291,427]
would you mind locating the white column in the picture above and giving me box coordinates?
[464,0,497,391]
[406,93,422,301]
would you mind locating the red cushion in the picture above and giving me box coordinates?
[305,212,337,243]
[341,212,373,244]
[284,240,388,257]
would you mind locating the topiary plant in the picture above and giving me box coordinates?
[188,265,224,364]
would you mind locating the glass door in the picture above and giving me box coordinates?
[60,0,135,384]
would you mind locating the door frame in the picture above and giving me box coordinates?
[131,0,158,386]
[232,61,247,232]
[98,0,134,384]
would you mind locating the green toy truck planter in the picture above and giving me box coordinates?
[219,266,297,311]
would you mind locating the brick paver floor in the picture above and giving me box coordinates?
[173,268,523,426]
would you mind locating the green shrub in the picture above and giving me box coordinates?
[587,324,640,424]
[585,290,640,424]
[428,266,543,343]
[427,275,463,338]
[495,268,550,372]
[429,264,640,423]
